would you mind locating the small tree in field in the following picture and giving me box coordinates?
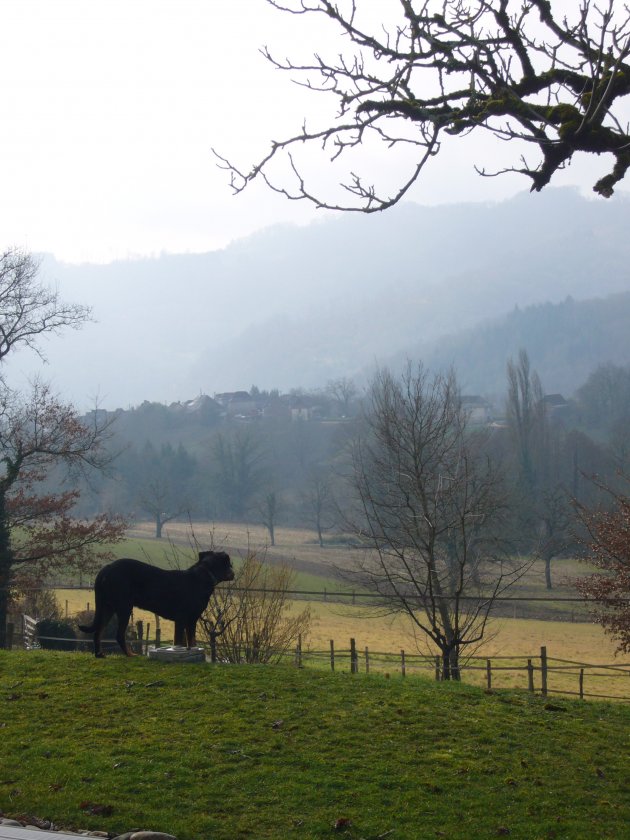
[0,249,125,646]
[575,479,630,654]
[199,550,311,664]
[345,363,520,680]
[258,490,280,546]
[0,383,126,643]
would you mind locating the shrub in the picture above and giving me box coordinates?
[12,588,62,621]
[199,549,311,664]
[36,618,77,651]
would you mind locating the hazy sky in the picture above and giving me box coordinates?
[0,0,619,264]
[2,0,628,409]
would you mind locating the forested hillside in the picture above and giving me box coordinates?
[411,291,630,396]
[31,188,630,408]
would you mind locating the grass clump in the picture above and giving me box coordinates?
[0,650,628,839]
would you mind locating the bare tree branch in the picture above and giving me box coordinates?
[216,0,630,210]
[0,249,90,364]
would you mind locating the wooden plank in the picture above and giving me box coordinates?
[0,826,88,839]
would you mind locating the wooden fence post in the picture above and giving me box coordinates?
[155,627,161,649]
[330,639,335,672]
[401,649,406,677]
[527,659,534,693]
[579,668,584,700]
[350,638,358,674]
[145,623,150,656]
[540,646,548,697]
[365,646,370,674]
[486,659,492,691]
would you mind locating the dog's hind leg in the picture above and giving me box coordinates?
[114,604,135,656]
[93,606,114,658]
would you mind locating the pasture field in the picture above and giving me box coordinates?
[57,586,617,663]
[47,523,629,698]
[45,523,630,697]
[54,591,627,699]
[1,650,629,840]
[83,520,596,610]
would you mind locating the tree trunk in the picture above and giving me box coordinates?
[155,514,163,539]
[0,493,14,648]
[317,521,324,547]
[545,556,552,590]
[441,650,451,681]
[449,647,461,681]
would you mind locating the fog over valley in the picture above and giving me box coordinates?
[5,187,630,409]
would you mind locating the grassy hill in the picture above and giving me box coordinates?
[1,650,628,839]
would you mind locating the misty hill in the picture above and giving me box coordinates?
[412,291,630,398]
[19,187,630,409]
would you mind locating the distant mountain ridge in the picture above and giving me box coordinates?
[15,187,630,408]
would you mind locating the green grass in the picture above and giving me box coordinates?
[1,651,629,839]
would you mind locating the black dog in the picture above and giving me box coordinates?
[78,551,234,658]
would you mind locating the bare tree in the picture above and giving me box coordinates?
[199,549,311,664]
[301,468,336,547]
[258,490,280,546]
[0,250,123,646]
[0,249,89,364]
[345,363,519,680]
[575,476,630,655]
[209,430,267,519]
[138,477,190,539]
[326,377,357,417]
[505,350,577,589]
[136,442,195,538]
[217,1,630,210]
[0,384,126,645]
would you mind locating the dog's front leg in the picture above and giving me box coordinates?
[174,621,186,647]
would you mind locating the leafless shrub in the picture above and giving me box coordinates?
[199,549,311,664]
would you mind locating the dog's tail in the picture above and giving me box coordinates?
[78,576,106,634]
[78,601,105,634]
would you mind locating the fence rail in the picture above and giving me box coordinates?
[5,617,630,703]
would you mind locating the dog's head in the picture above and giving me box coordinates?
[198,550,235,583]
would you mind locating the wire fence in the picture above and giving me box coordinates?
[24,581,630,625]
[5,582,630,702]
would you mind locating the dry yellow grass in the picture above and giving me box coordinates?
[55,522,629,700]
[304,601,616,657]
[126,520,359,575]
[59,589,628,699]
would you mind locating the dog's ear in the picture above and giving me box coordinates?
[198,550,212,562]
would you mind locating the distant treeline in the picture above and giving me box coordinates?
[63,358,630,592]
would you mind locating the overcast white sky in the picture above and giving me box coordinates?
[0,0,619,264]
